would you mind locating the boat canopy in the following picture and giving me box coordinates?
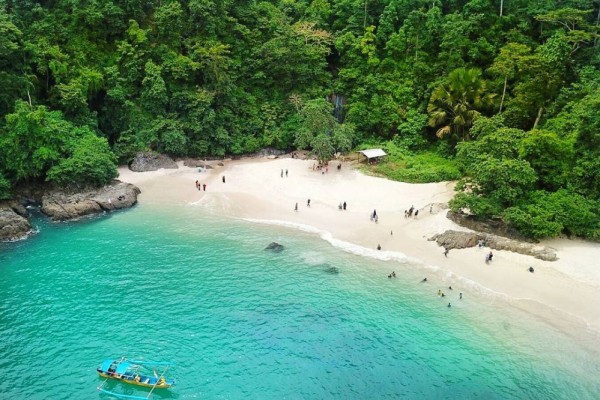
[101,359,114,372]
[116,361,131,375]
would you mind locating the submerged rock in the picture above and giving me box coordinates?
[324,266,340,274]
[129,152,178,172]
[0,204,33,241]
[265,242,284,252]
[41,181,140,221]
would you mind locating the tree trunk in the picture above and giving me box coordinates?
[500,0,504,17]
[533,106,544,130]
[595,5,600,47]
[364,0,368,30]
[498,76,507,114]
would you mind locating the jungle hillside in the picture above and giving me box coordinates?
[0,0,599,239]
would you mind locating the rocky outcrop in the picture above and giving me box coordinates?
[130,152,178,172]
[265,242,284,253]
[41,181,140,221]
[0,203,33,241]
[430,230,558,261]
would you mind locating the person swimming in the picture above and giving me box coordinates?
[421,278,427,282]
[528,266,535,273]
[448,303,451,308]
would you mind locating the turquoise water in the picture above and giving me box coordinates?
[1,205,599,399]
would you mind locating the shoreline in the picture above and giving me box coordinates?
[118,157,600,336]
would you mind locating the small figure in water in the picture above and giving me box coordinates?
[460,292,463,299]
[448,286,453,290]
[438,289,442,296]
[528,266,535,273]
[441,292,446,297]
[294,202,298,211]
[430,205,433,214]
[444,247,449,257]
[414,209,419,218]
[222,175,226,183]
[448,303,451,308]
[392,271,396,278]
[421,278,427,282]
[390,230,393,236]
[377,244,381,250]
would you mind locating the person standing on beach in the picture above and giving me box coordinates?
[281,169,283,178]
[307,199,311,207]
[195,180,199,189]
[203,184,206,191]
[295,203,298,211]
[285,169,288,177]
[343,201,347,210]
[222,176,226,183]
[414,209,419,218]
[430,205,433,214]
[444,247,449,257]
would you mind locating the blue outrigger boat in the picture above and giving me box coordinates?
[97,357,175,399]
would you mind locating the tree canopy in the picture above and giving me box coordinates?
[0,0,598,238]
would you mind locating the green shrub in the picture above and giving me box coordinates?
[0,173,11,200]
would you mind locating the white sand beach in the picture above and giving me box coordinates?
[118,157,600,335]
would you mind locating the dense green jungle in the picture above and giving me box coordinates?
[0,0,599,239]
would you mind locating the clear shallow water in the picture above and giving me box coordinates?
[1,205,599,399]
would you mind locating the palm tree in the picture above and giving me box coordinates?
[427,68,496,142]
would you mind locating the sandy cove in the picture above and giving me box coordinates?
[119,157,600,335]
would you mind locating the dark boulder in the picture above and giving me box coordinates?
[130,152,178,172]
[265,242,284,253]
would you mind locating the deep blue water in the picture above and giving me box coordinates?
[0,204,599,399]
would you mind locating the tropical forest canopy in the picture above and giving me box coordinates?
[0,0,599,239]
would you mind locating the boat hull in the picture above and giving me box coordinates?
[97,371,174,388]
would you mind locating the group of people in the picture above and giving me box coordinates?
[195,180,206,191]
[338,201,347,210]
[485,251,494,263]
[405,205,418,218]
[387,271,396,278]
[281,169,288,177]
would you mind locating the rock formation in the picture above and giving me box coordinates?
[130,152,178,172]
[265,242,284,252]
[41,181,140,221]
[0,203,32,241]
[429,230,557,261]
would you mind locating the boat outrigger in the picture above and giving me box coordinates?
[96,357,175,399]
